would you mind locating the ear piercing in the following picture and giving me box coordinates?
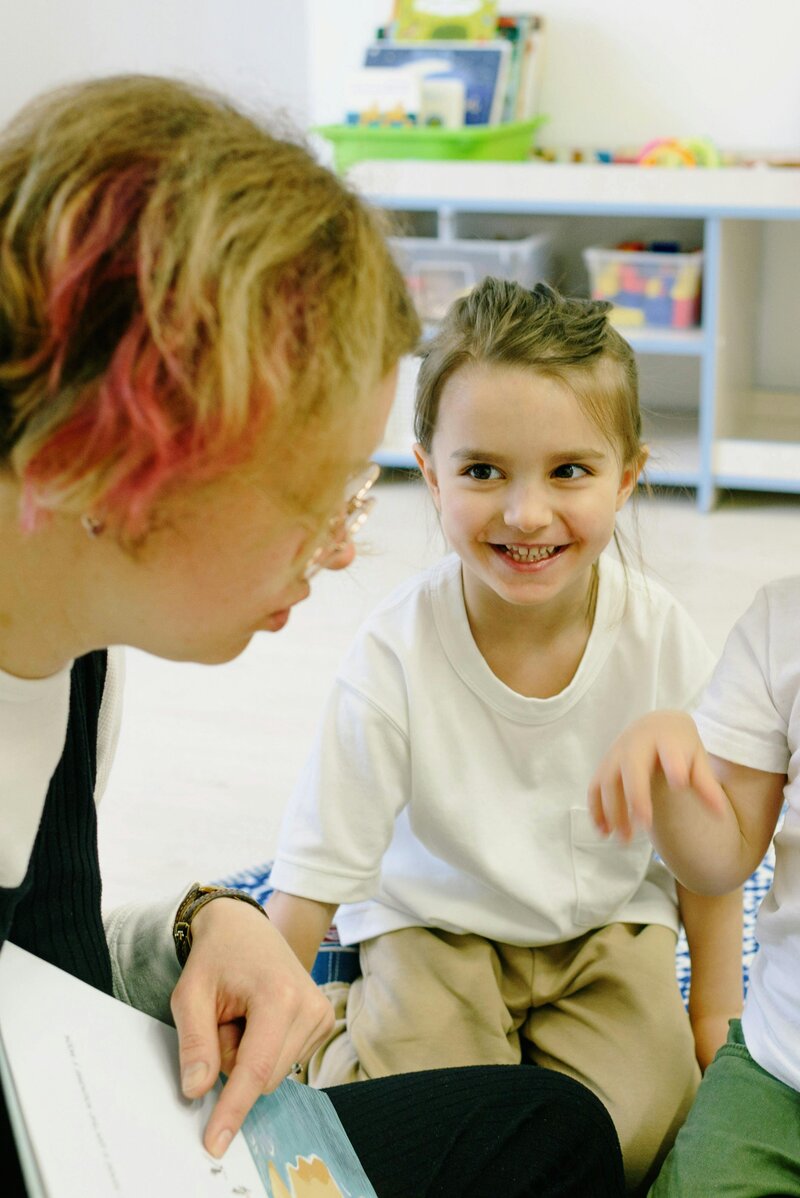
[80,513,105,537]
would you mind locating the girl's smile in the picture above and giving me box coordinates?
[492,542,566,567]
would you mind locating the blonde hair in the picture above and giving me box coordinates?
[415,278,642,470]
[0,74,419,536]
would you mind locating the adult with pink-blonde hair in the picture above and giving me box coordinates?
[0,75,624,1197]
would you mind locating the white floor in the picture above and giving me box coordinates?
[98,478,800,911]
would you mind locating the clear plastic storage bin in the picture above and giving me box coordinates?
[583,246,703,330]
[390,233,551,322]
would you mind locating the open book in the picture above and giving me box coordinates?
[0,943,376,1197]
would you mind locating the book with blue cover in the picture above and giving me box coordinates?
[364,40,511,125]
[243,1080,376,1198]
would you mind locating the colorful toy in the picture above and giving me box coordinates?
[584,242,703,330]
[636,137,721,168]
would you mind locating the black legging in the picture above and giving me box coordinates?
[327,1064,625,1198]
[0,1062,623,1198]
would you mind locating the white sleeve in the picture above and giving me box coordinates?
[653,596,717,712]
[694,588,790,775]
[269,677,411,904]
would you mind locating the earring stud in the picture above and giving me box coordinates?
[80,513,105,537]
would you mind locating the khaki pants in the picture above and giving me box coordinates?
[309,923,699,1194]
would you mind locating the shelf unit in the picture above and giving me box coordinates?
[353,161,800,509]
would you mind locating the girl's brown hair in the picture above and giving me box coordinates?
[415,278,642,470]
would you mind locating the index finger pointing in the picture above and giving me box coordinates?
[202,1011,287,1157]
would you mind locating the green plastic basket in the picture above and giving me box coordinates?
[315,117,546,172]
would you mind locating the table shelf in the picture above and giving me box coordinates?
[356,161,800,508]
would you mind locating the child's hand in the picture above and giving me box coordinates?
[588,710,728,841]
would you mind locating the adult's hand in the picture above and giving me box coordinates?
[170,896,334,1157]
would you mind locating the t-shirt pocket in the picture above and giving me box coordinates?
[570,807,653,929]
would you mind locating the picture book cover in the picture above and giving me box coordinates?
[243,1080,376,1198]
[0,943,377,1198]
[390,0,499,42]
[364,40,510,125]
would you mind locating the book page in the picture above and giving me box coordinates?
[0,943,263,1197]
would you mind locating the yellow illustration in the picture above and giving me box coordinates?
[358,102,415,127]
[267,1155,345,1198]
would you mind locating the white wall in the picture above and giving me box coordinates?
[0,0,309,129]
[5,2,798,155]
[306,0,800,154]
[535,0,800,154]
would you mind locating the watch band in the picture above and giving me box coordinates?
[173,882,268,966]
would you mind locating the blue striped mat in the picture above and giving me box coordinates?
[223,855,776,1001]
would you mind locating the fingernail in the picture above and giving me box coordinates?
[210,1128,233,1158]
[182,1061,208,1096]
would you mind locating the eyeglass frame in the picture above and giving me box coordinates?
[303,462,381,580]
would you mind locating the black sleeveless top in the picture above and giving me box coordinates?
[0,651,113,994]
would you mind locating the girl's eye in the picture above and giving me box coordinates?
[553,463,589,480]
[465,463,502,481]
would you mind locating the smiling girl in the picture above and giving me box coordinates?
[268,280,744,1192]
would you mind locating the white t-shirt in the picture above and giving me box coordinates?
[693,578,800,1093]
[271,553,714,947]
[0,663,72,888]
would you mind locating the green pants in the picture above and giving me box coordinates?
[650,1020,800,1197]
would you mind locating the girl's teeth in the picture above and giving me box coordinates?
[505,544,557,563]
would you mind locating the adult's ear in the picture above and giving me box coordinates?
[413,442,442,512]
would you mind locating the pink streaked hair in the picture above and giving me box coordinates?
[1,75,419,544]
[18,164,266,538]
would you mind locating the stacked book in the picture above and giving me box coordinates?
[345,1,545,131]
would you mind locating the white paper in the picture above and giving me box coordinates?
[0,943,263,1197]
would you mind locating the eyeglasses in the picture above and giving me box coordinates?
[303,462,381,580]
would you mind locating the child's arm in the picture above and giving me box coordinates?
[588,709,785,893]
[266,892,339,973]
[676,883,743,1071]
